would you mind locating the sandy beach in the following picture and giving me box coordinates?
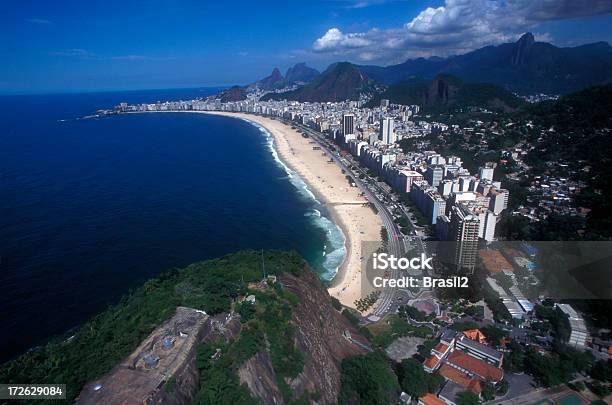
[199,112,382,309]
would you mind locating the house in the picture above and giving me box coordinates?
[446,350,503,383]
[455,334,503,367]
[463,329,487,345]
[418,393,447,405]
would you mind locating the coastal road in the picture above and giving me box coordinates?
[287,120,408,317]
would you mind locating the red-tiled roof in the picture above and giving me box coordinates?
[424,355,440,370]
[439,364,482,394]
[447,350,503,382]
[433,343,449,353]
[463,329,487,344]
[419,393,447,405]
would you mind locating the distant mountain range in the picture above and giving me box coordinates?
[250,63,320,91]
[261,62,373,102]
[283,62,320,84]
[224,33,610,107]
[368,74,523,113]
[358,33,612,95]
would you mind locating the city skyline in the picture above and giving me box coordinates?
[2,0,612,94]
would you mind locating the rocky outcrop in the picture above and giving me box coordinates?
[238,351,284,405]
[76,308,241,405]
[255,67,284,90]
[284,63,319,84]
[237,269,369,404]
[76,307,211,405]
[511,32,535,65]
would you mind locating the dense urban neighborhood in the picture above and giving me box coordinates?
[102,79,612,404]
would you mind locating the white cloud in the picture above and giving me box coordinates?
[311,0,612,64]
[313,28,372,51]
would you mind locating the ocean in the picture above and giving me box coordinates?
[0,88,345,362]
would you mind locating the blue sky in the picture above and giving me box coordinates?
[2,0,612,94]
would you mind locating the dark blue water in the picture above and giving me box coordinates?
[0,89,342,362]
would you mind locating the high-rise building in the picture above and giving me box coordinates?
[483,210,497,242]
[425,165,444,187]
[478,163,496,182]
[488,188,509,214]
[450,204,480,272]
[379,118,395,144]
[342,114,355,136]
[380,99,390,108]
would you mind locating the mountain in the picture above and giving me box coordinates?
[219,85,247,102]
[0,250,373,404]
[358,33,612,94]
[284,62,319,84]
[262,62,372,102]
[369,74,523,113]
[253,67,284,90]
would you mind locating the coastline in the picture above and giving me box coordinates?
[194,111,382,309]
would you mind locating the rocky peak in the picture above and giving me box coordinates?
[511,32,535,65]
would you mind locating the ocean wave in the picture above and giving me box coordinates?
[247,119,346,282]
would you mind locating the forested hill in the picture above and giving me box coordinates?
[519,84,612,238]
[368,74,523,113]
[358,33,612,95]
[261,62,373,102]
[0,250,381,404]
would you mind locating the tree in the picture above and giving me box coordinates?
[456,391,481,405]
[534,305,571,342]
[480,325,508,347]
[496,380,509,396]
[380,227,389,246]
[427,372,445,394]
[399,359,430,398]
[400,305,428,322]
[503,341,525,373]
[591,359,612,383]
[481,382,495,401]
[338,352,399,405]
[331,297,343,311]
[451,321,480,332]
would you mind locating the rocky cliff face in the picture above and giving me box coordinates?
[76,308,241,405]
[238,270,369,404]
[426,75,458,105]
[511,32,535,65]
[256,67,284,90]
[284,62,319,84]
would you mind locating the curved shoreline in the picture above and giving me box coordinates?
[208,112,350,279]
[240,116,347,282]
[134,110,382,308]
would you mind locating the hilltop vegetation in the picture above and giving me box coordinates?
[0,250,304,403]
[194,279,305,404]
[369,74,523,113]
[513,84,612,238]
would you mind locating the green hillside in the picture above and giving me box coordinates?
[369,74,523,113]
[0,250,304,403]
